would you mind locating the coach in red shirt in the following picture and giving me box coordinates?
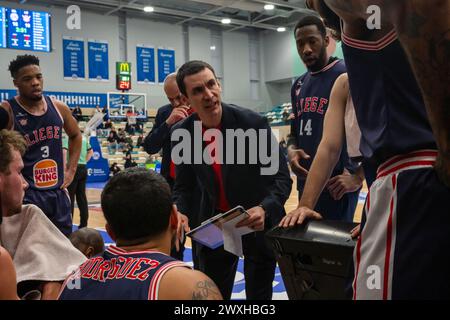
[172,60,292,300]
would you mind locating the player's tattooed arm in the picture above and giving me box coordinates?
[393,0,450,187]
[192,279,222,300]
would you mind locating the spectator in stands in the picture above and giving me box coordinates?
[98,119,113,138]
[124,134,134,150]
[117,128,126,152]
[109,162,121,176]
[124,148,137,169]
[104,119,112,130]
[107,130,118,155]
[69,228,104,258]
[125,122,136,135]
[136,133,144,148]
[102,115,113,137]
[124,146,132,168]
[135,122,143,134]
[72,106,82,122]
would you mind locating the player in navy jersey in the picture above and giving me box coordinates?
[281,73,372,239]
[0,55,81,236]
[58,168,222,300]
[287,16,362,222]
[291,0,450,299]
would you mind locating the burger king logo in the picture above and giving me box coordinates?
[33,159,58,188]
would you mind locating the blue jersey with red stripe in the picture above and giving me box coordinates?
[291,58,351,189]
[58,246,191,300]
[341,29,436,166]
[8,96,64,190]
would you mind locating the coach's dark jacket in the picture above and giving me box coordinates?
[172,103,292,229]
[143,104,173,185]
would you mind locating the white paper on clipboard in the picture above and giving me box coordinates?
[222,214,252,257]
[186,206,254,256]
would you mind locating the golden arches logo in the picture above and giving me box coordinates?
[119,62,130,73]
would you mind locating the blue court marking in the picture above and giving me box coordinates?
[86,182,107,190]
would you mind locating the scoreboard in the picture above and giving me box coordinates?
[0,6,51,52]
[0,7,6,49]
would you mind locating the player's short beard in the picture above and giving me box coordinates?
[29,92,43,101]
[309,46,328,72]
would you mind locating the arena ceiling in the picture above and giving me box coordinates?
[18,0,315,32]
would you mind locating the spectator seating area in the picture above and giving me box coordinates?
[264,103,292,125]
[78,103,292,172]
[77,119,159,171]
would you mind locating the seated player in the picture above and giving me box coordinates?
[0,130,85,300]
[69,228,105,258]
[58,168,222,300]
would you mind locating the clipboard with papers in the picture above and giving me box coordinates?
[186,206,253,255]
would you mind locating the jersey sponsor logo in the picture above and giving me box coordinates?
[16,112,28,126]
[19,118,28,126]
[33,159,58,188]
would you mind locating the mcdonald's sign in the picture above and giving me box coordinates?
[116,62,131,90]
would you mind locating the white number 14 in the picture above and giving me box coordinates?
[299,119,312,136]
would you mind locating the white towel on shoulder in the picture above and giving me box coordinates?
[0,204,87,283]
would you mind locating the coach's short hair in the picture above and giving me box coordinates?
[176,60,217,96]
[101,168,172,242]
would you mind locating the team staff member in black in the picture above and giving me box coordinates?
[172,60,292,300]
[143,73,192,189]
[143,72,192,261]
